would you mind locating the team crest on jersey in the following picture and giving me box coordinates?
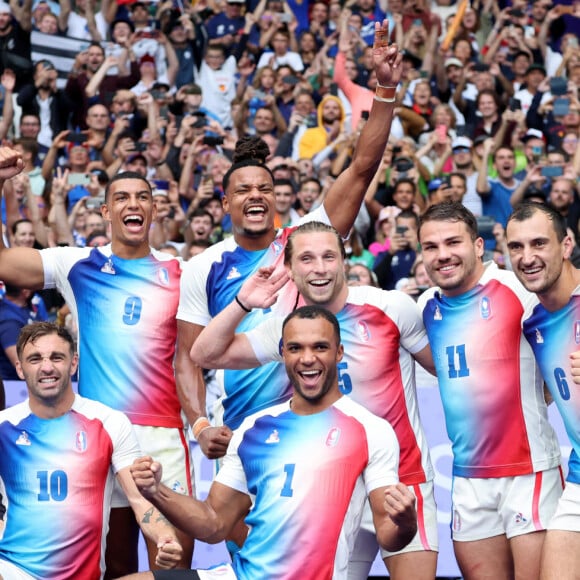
[535,328,544,344]
[271,239,284,257]
[514,512,528,524]
[434,305,442,321]
[158,267,170,286]
[356,320,371,342]
[575,321,580,344]
[101,259,116,275]
[325,427,341,447]
[480,296,491,319]
[75,431,88,453]
[226,267,241,280]
[265,429,280,444]
[16,431,31,446]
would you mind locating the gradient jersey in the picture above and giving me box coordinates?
[0,395,139,580]
[216,396,399,580]
[247,286,433,486]
[41,245,183,428]
[177,208,329,430]
[523,291,580,484]
[419,262,561,478]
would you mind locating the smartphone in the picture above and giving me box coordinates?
[361,110,370,120]
[509,97,521,111]
[85,196,104,209]
[413,18,422,26]
[569,37,579,49]
[531,145,543,164]
[279,13,292,23]
[553,97,570,116]
[473,62,490,73]
[150,89,165,100]
[396,225,408,235]
[167,206,176,220]
[159,105,170,121]
[67,173,90,186]
[419,70,429,78]
[541,165,564,178]
[134,142,148,152]
[436,124,447,144]
[202,135,224,147]
[329,82,338,97]
[550,77,568,97]
[66,132,88,144]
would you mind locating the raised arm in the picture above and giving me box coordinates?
[131,457,252,544]
[0,148,45,289]
[191,266,288,369]
[323,20,403,237]
[116,466,182,569]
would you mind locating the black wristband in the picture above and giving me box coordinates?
[235,295,251,313]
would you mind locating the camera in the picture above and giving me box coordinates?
[394,157,414,173]
[203,135,224,147]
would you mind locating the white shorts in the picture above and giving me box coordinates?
[0,558,35,580]
[112,425,194,508]
[350,481,439,564]
[548,480,580,532]
[451,468,564,542]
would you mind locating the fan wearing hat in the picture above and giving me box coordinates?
[447,136,482,216]
[513,62,549,115]
[0,0,33,91]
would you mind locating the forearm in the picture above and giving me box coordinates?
[190,301,250,369]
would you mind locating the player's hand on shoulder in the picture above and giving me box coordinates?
[131,456,163,497]
[198,426,233,460]
[155,536,183,569]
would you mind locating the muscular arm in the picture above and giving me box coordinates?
[323,21,402,236]
[131,457,252,543]
[191,266,288,369]
[116,466,182,568]
[0,148,45,289]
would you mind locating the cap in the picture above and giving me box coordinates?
[127,152,147,164]
[182,83,202,95]
[140,54,156,66]
[376,205,401,225]
[445,57,464,69]
[226,0,245,4]
[451,136,473,150]
[525,63,547,76]
[111,18,135,33]
[521,128,544,143]
[152,179,169,196]
[401,50,422,69]
[522,184,547,201]
[473,134,488,147]
[0,2,11,13]
[428,177,450,192]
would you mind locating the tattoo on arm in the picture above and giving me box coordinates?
[142,507,154,524]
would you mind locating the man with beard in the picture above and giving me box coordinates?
[0,0,33,91]
[124,306,417,580]
[0,149,195,577]
[417,201,562,580]
[17,59,73,148]
[191,221,438,580]
[506,202,580,580]
[298,94,346,159]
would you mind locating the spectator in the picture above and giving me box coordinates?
[298,95,346,159]
[17,59,73,149]
[0,0,33,91]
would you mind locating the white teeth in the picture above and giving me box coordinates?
[39,378,57,384]
[310,280,328,286]
[124,215,143,225]
[301,370,320,377]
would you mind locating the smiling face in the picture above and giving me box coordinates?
[223,165,276,249]
[288,231,347,311]
[420,219,485,296]
[16,333,77,413]
[506,210,572,297]
[102,177,155,258]
[282,315,344,413]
